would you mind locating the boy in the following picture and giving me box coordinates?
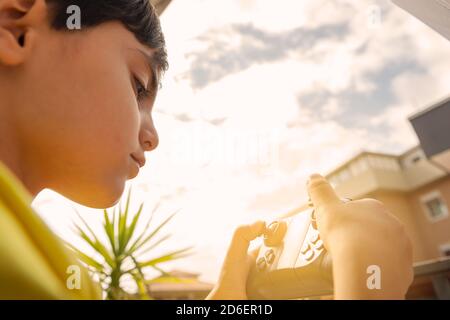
[0,0,413,299]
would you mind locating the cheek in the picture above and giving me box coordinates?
[23,40,141,189]
[55,63,140,207]
[15,26,144,208]
[63,54,140,164]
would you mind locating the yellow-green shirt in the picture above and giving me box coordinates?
[0,161,101,299]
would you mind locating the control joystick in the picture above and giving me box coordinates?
[246,200,352,299]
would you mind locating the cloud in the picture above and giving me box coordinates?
[295,58,426,129]
[183,22,349,89]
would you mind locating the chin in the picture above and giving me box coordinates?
[66,179,126,209]
[91,184,125,209]
[87,195,122,209]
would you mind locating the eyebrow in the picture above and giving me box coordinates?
[134,48,161,94]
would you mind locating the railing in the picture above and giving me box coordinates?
[328,153,401,186]
[407,257,450,300]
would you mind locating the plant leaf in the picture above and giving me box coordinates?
[118,187,132,254]
[128,209,179,254]
[138,247,193,268]
[124,201,160,254]
[103,209,116,254]
[74,224,115,268]
[123,202,144,252]
[66,242,104,271]
[134,234,171,257]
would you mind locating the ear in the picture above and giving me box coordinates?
[0,0,48,66]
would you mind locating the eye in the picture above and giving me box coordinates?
[134,76,151,102]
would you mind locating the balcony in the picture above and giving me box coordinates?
[326,149,446,199]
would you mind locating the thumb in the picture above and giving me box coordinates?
[307,174,340,211]
[224,221,266,264]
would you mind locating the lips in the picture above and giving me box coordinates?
[130,154,146,168]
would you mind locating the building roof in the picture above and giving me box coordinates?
[392,0,450,41]
[151,0,173,16]
[409,95,450,121]
[154,269,201,279]
[147,269,213,294]
[324,150,400,179]
[322,145,448,200]
[409,96,450,162]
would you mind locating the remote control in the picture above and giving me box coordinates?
[246,204,335,299]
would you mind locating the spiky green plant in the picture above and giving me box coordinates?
[67,188,192,300]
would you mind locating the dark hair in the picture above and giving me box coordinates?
[46,0,168,76]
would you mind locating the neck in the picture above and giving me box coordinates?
[0,109,42,198]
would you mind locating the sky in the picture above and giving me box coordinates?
[33,0,450,289]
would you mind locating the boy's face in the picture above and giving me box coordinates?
[0,3,159,208]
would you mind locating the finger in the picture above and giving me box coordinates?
[249,247,261,262]
[225,221,265,263]
[307,174,340,210]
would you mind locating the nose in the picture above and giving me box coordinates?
[140,127,159,152]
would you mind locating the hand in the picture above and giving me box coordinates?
[206,221,265,300]
[307,174,414,299]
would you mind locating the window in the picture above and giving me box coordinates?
[401,148,426,168]
[420,191,449,222]
[439,243,450,257]
[412,156,422,163]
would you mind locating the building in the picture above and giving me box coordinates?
[318,96,450,299]
[146,270,214,300]
[322,96,450,262]
[409,95,450,173]
[393,0,450,41]
[326,146,449,261]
